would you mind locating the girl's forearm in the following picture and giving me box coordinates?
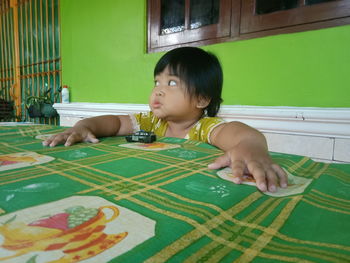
[74,115,122,138]
[211,121,267,152]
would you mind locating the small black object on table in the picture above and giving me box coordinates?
[125,130,156,143]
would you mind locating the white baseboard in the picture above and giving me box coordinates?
[53,103,350,163]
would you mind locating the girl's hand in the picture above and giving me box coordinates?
[208,143,288,192]
[42,126,99,147]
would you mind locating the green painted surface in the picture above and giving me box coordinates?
[60,0,350,107]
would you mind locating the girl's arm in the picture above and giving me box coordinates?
[43,115,133,147]
[209,121,288,192]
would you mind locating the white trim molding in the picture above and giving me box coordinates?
[219,105,350,139]
[54,103,350,139]
[53,102,149,118]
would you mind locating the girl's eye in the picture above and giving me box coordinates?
[154,80,160,86]
[168,80,177,86]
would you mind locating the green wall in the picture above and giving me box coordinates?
[60,0,350,107]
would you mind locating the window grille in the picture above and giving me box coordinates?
[0,0,61,124]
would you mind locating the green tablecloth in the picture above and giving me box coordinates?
[0,124,349,263]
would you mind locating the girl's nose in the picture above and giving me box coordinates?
[155,89,164,96]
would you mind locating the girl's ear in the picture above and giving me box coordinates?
[196,97,211,109]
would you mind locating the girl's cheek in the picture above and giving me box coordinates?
[148,93,154,103]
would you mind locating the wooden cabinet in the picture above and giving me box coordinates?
[147,0,350,53]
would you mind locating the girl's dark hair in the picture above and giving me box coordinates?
[154,47,223,117]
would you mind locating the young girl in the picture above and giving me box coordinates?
[44,47,287,193]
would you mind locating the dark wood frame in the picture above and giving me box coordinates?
[147,0,350,53]
[241,0,350,33]
[148,0,232,52]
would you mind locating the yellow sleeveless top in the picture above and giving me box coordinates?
[129,111,225,144]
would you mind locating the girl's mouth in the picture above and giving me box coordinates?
[152,102,161,109]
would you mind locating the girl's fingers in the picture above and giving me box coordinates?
[42,134,57,146]
[207,152,288,193]
[230,159,246,184]
[51,134,69,147]
[247,161,267,192]
[85,132,99,144]
[43,130,99,147]
[208,154,231,169]
[272,163,288,188]
[64,132,83,146]
[266,168,278,192]
[44,134,66,147]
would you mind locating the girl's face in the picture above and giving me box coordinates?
[149,67,202,122]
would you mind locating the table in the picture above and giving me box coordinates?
[0,124,349,263]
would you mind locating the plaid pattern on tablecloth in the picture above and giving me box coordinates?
[0,125,349,263]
